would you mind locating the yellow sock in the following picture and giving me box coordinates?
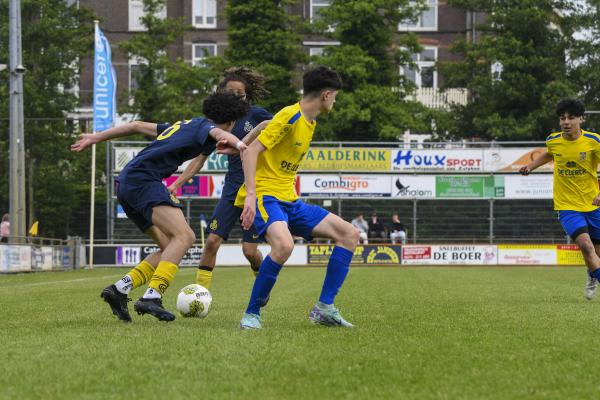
[148,261,178,295]
[196,268,213,289]
[128,260,156,289]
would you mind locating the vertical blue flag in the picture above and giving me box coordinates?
[93,24,116,132]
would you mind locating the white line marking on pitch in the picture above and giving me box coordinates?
[0,274,124,289]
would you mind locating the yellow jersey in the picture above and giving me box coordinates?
[235,103,316,205]
[546,130,600,211]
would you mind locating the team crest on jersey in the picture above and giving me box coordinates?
[244,121,254,133]
[169,193,180,204]
[580,152,587,161]
[283,125,292,134]
[210,219,218,231]
[566,161,577,168]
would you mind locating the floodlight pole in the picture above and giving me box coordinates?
[9,0,27,243]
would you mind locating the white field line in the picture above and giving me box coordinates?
[0,273,125,289]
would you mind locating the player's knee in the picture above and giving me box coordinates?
[180,228,196,248]
[242,246,257,261]
[339,223,359,249]
[205,235,222,253]
[580,240,595,255]
[272,241,294,262]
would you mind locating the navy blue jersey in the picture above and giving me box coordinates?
[219,106,272,200]
[119,118,217,183]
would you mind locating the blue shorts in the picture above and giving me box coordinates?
[208,197,259,243]
[558,209,600,242]
[254,196,329,241]
[116,180,182,233]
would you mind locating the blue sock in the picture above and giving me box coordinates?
[245,256,282,315]
[319,246,353,305]
[590,269,600,280]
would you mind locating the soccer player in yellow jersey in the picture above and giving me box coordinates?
[521,99,600,300]
[235,66,359,329]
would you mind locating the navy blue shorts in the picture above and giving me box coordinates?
[558,209,600,242]
[208,197,260,243]
[254,196,329,241]
[116,180,183,233]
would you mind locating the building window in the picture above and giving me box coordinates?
[304,41,340,58]
[193,0,217,28]
[310,0,331,22]
[399,0,437,31]
[401,47,437,88]
[193,43,217,66]
[129,57,146,93]
[129,0,166,31]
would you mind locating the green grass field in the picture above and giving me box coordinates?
[1,266,600,399]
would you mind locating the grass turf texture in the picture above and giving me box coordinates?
[1,266,599,399]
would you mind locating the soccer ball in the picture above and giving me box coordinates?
[176,284,212,318]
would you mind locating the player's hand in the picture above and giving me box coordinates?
[519,165,531,176]
[70,133,97,152]
[240,195,256,230]
[593,194,600,207]
[216,139,239,155]
[167,183,178,195]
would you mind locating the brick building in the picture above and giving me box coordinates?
[78,0,476,118]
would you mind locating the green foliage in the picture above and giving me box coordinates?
[310,0,439,141]
[0,0,100,238]
[223,0,306,111]
[440,0,581,140]
[120,0,219,121]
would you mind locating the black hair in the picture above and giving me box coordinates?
[217,67,269,104]
[556,99,585,117]
[302,66,342,96]
[202,92,249,124]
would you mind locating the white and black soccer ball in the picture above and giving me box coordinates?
[176,284,212,318]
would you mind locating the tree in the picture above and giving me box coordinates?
[440,0,581,140]
[0,0,100,238]
[119,0,219,122]
[310,0,438,141]
[222,0,306,111]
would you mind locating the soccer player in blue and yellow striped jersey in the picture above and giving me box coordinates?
[235,66,359,329]
[521,99,600,299]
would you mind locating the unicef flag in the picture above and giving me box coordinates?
[93,24,116,132]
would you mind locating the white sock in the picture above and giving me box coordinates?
[143,288,162,299]
[114,275,133,294]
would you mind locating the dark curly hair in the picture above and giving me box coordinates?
[556,98,585,117]
[303,66,342,96]
[202,92,250,124]
[217,67,269,104]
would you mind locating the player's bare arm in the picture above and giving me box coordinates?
[209,128,247,154]
[70,121,158,153]
[240,140,266,230]
[216,120,271,156]
[519,151,553,175]
[167,154,208,194]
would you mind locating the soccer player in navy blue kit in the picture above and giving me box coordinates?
[71,92,249,322]
[168,67,272,290]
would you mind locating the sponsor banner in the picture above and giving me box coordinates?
[7,245,32,272]
[42,247,53,270]
[483,148,553,173]
[307,244,401,265]
[556,244,585,265]
[116,246,141,266]
[402,245,497,265]
[302,148,391,171]
[392,149,484,172]
[504,175,553,199]
[300,175,392,197]
[161,175,225,198]
[141,245,204,267]
[114,147,228,172]
[497,244,557,265]
[436,176,504,198]
[391,176,436,198]
[0,245,7,272]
